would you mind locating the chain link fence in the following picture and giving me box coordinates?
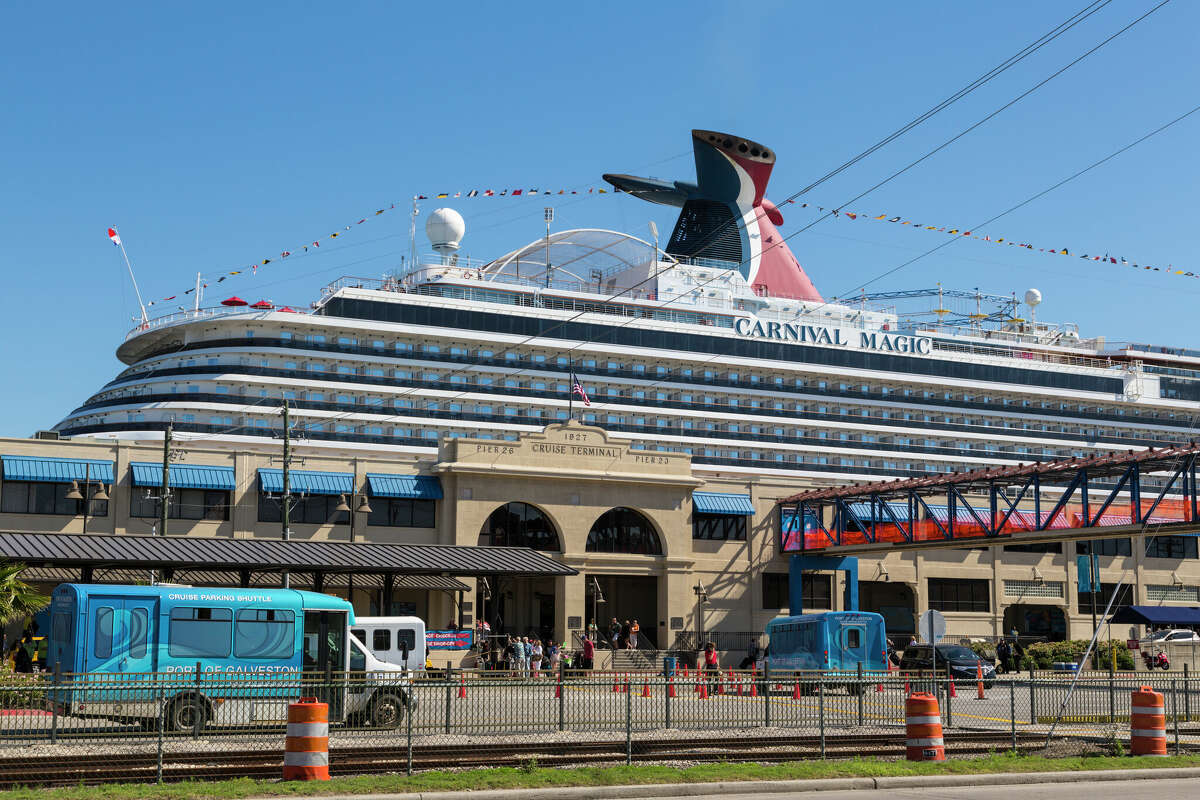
[0,667,1196,784]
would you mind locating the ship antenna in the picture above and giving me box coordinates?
[110,226,149,324]
[409,197,420,275]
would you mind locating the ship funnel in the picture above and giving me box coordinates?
[603,129,822,301]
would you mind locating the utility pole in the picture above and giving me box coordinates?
[282,401,292,589]
[159,423,172,538]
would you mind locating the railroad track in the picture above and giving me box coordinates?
[0,731,1051,786]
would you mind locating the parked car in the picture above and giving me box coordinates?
[899,643,997,687]
[1142,629,1200,646]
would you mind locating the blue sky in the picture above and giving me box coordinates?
[2,1,1198,435]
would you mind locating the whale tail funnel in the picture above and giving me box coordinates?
[604,130,822,302]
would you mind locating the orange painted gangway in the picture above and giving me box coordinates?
[779,443,1200,551]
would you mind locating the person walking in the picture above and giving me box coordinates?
[609,618,621,649]
[619,620,632,650]
[996,637,1013,674]
[630,620,640,649]
[531,639,544,678]
[739,640,761,670]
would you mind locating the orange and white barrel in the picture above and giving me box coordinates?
[905,692,945,761]
[283,697,330,781]
[1130,685,1167,757]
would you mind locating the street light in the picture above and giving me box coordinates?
[65,463,109,534]
[693,581,709,647]
[334,490,372,608]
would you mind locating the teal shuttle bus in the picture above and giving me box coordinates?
[765,611,889,673]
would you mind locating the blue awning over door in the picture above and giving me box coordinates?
[693,492,754,515]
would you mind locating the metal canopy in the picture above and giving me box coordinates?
[2,456,115,484]
[693,492,754,515]
[130,462,236,491]
[0,531,575,578]
[366,474,444,499]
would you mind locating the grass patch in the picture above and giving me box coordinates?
[1,753,1199,800]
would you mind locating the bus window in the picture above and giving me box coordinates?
[129,608,149,659]
[235,609,295,659]
[395,629,416,653]
[845,628,861,649]
[351,628,365,644]
[373,629,391,651]
[169,607,233,658]
[94,607,114,659]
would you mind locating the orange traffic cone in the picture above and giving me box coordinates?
[749,668,759,698]
[976,663,985,700]
[555,674,563,698]
[612,672,620,692]
[641,680,651,698]
[792,681,803,700]
[948,680,957,698]
[698,679,709,699]
[458,673,467,699]
[904,680,910,696]
[681,664,689,679]
[668,675,677,698]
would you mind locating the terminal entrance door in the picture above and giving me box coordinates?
[588,576,658,649]
[860,581,916,647]
[303,610,348,720]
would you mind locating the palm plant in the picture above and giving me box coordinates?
[0,563,48,625]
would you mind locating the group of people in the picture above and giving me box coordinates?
[5,629,43,674]
[585,618,642,650]
[478,635,573,675]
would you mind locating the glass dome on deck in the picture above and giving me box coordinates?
[484,228,668,291]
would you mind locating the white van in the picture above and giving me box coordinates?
[351,616,427,670]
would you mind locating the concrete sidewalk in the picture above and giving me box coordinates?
[266,766,1200,800]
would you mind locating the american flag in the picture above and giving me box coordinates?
[570,373,591,406]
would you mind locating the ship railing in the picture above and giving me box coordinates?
[930,338,1127,372]
[124,305,305,340]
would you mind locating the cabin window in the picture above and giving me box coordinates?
[169,607,233,658]
[234,609,295,659]
[94,607,114,659]
[373,629,391,651]
[129,608,149,659]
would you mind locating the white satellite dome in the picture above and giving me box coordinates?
[1024,288,1042,307]
[426,208,465,261]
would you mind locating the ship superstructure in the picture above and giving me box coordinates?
[53,131,1200,485]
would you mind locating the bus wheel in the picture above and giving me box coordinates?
[167,696,208,733]
[368,693,405,728]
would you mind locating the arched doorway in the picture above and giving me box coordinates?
[586,507,661,649]
[477,503,561,641]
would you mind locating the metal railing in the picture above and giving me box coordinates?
[1,668,1198,784]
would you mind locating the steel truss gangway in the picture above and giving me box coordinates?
[778,442,1200,555]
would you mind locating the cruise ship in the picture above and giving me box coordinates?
[55,130,1200,479]
[27,129,1200,647]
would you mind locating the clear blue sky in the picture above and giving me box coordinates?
[2,1,1197,436]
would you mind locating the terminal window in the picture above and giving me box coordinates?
[762,573,831,610]
[928,578,990,613]
[131,489,229,521]
[1145,536,1199,560]
[692,513,747,541]
[1076,539,1132,557]
[367,498,436,529]
[1077,582,1133,615]
[1,481,108,517]
[258,493,350,525]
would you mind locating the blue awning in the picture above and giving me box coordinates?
[2,455,114,484]
[1109,605,1200,626]
[693,492,754,515]
[131,462,236,491]
[257,468,353,496]
[366,474,443,500]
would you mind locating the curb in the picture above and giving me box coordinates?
[269,766,1200,800]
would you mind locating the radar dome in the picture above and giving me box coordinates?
[1024,288,1042,307]
[426,208,465,261]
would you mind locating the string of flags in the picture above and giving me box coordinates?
[122,187,613,309]
[792,200,1196,277]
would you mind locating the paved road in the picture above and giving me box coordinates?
[605,777,1200,800]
